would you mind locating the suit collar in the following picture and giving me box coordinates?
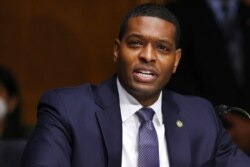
[95,75,123,167]
[162,90,192,167]
[95,75,119,108]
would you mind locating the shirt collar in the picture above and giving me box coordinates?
[117,77,163,124]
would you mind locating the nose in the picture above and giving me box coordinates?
[139,44,156,63]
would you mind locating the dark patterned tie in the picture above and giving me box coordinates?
[136,108,159,167]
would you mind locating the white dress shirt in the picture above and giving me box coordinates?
[117,78,169,167]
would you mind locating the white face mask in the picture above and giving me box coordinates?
[0,97,7,120]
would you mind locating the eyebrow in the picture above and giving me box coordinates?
[124,33,143,39]
[124,33,173,46]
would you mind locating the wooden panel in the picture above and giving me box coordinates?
[0,0,136,125]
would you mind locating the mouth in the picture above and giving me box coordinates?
[133,68,158,83]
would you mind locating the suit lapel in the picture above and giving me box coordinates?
[162,91,192,167]
[95,76,122,167]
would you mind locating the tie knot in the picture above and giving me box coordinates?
[136,108,155,122]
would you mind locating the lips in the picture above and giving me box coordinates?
[133,67,158,83]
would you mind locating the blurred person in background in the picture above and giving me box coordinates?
[166,0,250,110]
[0,66,26,139]
[217,105,250,156]
[0,66,29,167]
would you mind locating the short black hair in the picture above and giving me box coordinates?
[118,3,181,48]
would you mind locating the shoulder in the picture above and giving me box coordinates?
[36,84,100,127]
[40,83,96,103]
[164,90,213,110]
[38,83,99,113]
[163,90,218,129]
[169,90,215,117]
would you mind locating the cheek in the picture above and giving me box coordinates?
[117,57,129,71]
[119,51,137,69]
[116,55,133,80]
[159,58,176,74]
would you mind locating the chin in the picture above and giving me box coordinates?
[131,85,160,98]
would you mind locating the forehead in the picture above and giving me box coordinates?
[124,16,176,42]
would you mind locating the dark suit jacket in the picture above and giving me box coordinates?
[167,0,250,110]
[0,140,27,167]
[21,76,250,167]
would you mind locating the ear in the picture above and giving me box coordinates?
[172,48,182,73]
[7,96,18,113]
[113,39,120,63]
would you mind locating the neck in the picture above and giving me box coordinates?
[134,92,161,107]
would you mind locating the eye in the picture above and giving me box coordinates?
[157,44,169,52]
[156,44,170,53]
[127,40,143,48]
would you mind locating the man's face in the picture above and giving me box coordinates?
[114,16,181,106]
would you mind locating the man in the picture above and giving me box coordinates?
[21,3,250,167]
